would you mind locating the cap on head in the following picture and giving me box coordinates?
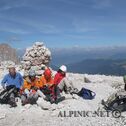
[8,65,16,69]
[8,65,16,76]
[29,70,36,77]
[59,65,67,73]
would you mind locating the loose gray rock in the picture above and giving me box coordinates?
[21,42,51,75]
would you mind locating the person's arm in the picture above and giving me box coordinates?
[47,79,54,88]
[54,73,59,85]
[39,77,45,88]
[1,75,7,88]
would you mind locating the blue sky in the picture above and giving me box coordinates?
[0,0,126,48]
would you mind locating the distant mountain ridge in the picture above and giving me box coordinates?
[67,59,126,76]
[17,46,126,75]
[51,46,126,66]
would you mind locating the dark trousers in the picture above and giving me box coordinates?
[0,85,19,104]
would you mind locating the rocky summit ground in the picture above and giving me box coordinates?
[0,73,126,126]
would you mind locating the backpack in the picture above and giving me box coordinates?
[102,95,126,112]
[0,86,16,104]
[78,88,96,100]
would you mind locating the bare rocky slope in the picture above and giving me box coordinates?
[0,43,19,64]
[0,73,125,126]
[0,42,126,126]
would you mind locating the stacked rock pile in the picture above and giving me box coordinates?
[21,42,51,76]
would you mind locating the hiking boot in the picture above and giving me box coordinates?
[101,99,109,109]
[73,88,79,94]
[66,87,72,94]
[50,97,55,104]
[44,94,56,104]
[22,99,29,106]
[55,96,65,104]
[11,102,17,108]
[8,96,17,108]
[9,101,17,108]
[70,88,79,95]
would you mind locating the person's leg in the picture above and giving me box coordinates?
[58,78,75,93]
[55,86,62,97]
[57,78,67,91]
[33,93,39,101]
[9,92,17,107]
[41,86,56,104]
[14,88,20,98]
[39,87,56,103]
[21,95,28,105]
[28,93,39,104]
[53,85,65,104]
[0,89,9,104]
[37,90,46,99]
[54,78,70,99]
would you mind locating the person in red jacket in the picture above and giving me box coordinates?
[53,65,78,103]
[54,65,66,86]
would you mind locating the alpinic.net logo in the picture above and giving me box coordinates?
[58,110,122,118]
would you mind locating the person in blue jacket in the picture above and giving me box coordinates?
[1,65,24,107]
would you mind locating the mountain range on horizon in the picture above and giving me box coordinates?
[50,46,126,75]
[0,43,126,76]
[50,46,126,65]
[15,44,126,75]
[67,59,126,76]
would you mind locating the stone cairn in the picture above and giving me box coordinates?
[21,42,51,76]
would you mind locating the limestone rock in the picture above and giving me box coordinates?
[21,42,51,75]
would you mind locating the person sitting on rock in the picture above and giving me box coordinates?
[39,68,55,103]
[53,65,78,103]
[20,70,40,105]
[1,65,24,107]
